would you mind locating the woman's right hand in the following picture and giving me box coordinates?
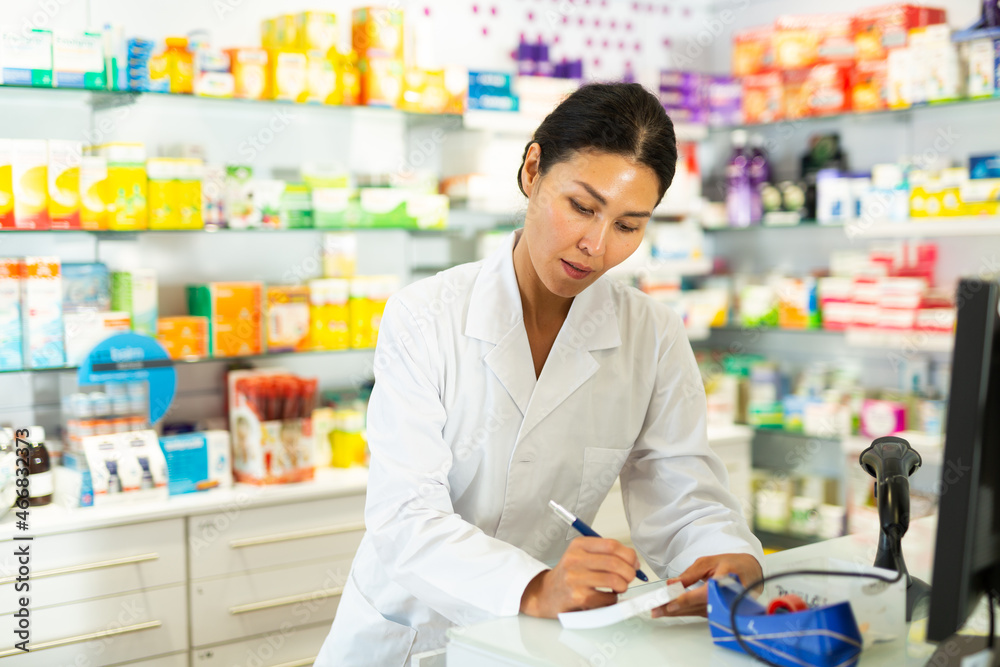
[519,537,641,618]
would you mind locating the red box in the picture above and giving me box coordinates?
[775,13,855,70]
[852,58,889,111]
[852,4,947,61]
[802,63,853,116]
[782,68,811,119]
[732,25,775,76]
[741,71,783,124]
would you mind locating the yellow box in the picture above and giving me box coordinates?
[96,143,147,230]
[309,279,349,350]
[157,315,208,360]
[11,139,49,230]
[306,50,338,104]
[334,50,361,105]
[80,155,109,231]
[358,56,403,107]
[47,139,82,230]
[226,48,269,100]
[352,7,404,59]
[267,49,308,102]
[147,158,203,230]
[0,139,12,229]
[296,12,338,54]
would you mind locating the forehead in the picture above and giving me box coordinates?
[550,150,659,195]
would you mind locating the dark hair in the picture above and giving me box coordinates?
[516,82,678,203]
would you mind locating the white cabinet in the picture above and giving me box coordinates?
[190,622,331,667]
[188,495,366,580]
[0,584,187,666]
[0,519,185,612]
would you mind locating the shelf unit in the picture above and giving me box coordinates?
[702,217,1000,239]
[689,325,955,352]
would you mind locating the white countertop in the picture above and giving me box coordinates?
[0,466,369,539]
[446,516,985,667]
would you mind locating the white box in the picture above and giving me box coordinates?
[0,29,53,87]
[967,38,999,98]
[159,430,232,495]
[82,430,168,506]
[53,31,105,89]
[63,310,131,365]
[0,259,22,371]
[21,256,64,368]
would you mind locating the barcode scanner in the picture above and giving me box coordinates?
[859,435,931,621]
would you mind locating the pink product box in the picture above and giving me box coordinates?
[658,88,704,108]
[850,302,881,328]
[878,277,928,310]
[860,399,906,439]
[916,307,956,332]
[851,279,881,305]
[878,307,917,330]
[820,300,853,330]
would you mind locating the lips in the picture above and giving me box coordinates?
[561,259,594,280]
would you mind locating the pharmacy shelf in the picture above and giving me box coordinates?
[754,529,824,551]
[708,95,1000,133]
[464,107,708,141]
[1,346,376,375]
[844,328,954,353]
[842,216,1000,238]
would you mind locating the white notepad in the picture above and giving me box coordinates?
[557,581,685,629]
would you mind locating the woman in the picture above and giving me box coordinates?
[316,82,763,666]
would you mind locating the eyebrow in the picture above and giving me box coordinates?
[574,180,652,218]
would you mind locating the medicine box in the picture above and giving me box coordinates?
[111,269,158,337]
[0,139,12,228]
[266,286,311,352]
[80,155,109,230]
[11,139,50,229]
[53,31,106,89]
[187,282,264,357]
[62,262,111,312]
[82,430,168,506]
[95,142,147,230]
[159,430,232,495]
[157,316,209,360]
[21,256,65,368]
[64,310,131,365]
[0,29,53,87]
[0,259,23,371]
[352,7,404,59]
[970,154,1000,180]
[47,139,82,229]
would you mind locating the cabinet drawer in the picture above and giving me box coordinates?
[0,519,186,611]
[113,652,188,666]
[0,584,187,666]
[192,622,330,667]
[190,555,352,647]
[189,494,366,580]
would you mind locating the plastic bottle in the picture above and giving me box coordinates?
[726,130,753,227]
[748,134,771,224]
[27,426,52,507]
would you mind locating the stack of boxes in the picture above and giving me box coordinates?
[658,71,742,126]
[733,4,955,123]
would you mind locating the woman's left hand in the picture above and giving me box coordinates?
[650,553,763,618]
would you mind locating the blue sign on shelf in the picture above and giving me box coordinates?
[77,332,176,424]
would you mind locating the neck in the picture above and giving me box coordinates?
[512,232,573,330]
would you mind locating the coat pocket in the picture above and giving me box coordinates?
[566,446,631,541]
[322,572,417,667]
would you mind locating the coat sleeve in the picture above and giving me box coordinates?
[619,315,764,580]
[363,296,549,625]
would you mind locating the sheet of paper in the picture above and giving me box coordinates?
[558,581,685,630]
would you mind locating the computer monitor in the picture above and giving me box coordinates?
[926,278,1000,656]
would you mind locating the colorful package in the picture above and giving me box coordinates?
[742,72,783,124]
[53,31,106,89]
[774,13,854,70]
[358,56,403,107]
[852,3,947,62]
[111,269,158,337]
[187,282,263,357]
[157,316,209,360]
[0,139,13,228]
[12,139,49,229]
[266,286,311,352]
[352,7,404,59]
[0,30,53,86]
[62,262,111,312]
[852,58,888,111]
[21,256,65,368]
[64,310,131,365]
[732,26,774,76]
[0,259,23,371]
[803,63,853,116]
[267,49,307,102]
[159,431,232,495]
[226,48,268,100]
[96,143,147,231]
[47,139,82,229]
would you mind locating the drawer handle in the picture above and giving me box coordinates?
[0,553,159,585]
[228,521,366,549]
[0,620,161,658]
[229,587,344,615]
[270,658,316,667]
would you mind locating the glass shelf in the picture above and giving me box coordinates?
[707,95,1000,133]
[2,346,375,375]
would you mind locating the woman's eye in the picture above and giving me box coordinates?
[616,221,638,233]
[571,199,593,215]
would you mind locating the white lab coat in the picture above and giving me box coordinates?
[315,230,762,666]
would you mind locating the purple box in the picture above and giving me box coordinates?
[659,70,704,90]
[658,88,703,108]
[661,105,708,124]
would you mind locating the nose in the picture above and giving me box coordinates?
[578,218,611,257]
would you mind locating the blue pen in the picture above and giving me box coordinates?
[549,499,649,582]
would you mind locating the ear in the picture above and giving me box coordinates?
[520,143,542,197]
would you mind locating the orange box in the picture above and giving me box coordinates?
[775,14,854,70]
[782,68,811,119]
[852,4,947,61]
[157,316,209,360]
[266,286,311,352]
[852,58,888,111]
[187,282,263,357]
[352,7,404,59]
[266,49,308,102]
[742,71,783,124]
[732,25,774,76]
[226,48,269,100]
[358,56,403,107]
[803,63,853,116]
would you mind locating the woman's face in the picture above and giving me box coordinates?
[520,145,660,299]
